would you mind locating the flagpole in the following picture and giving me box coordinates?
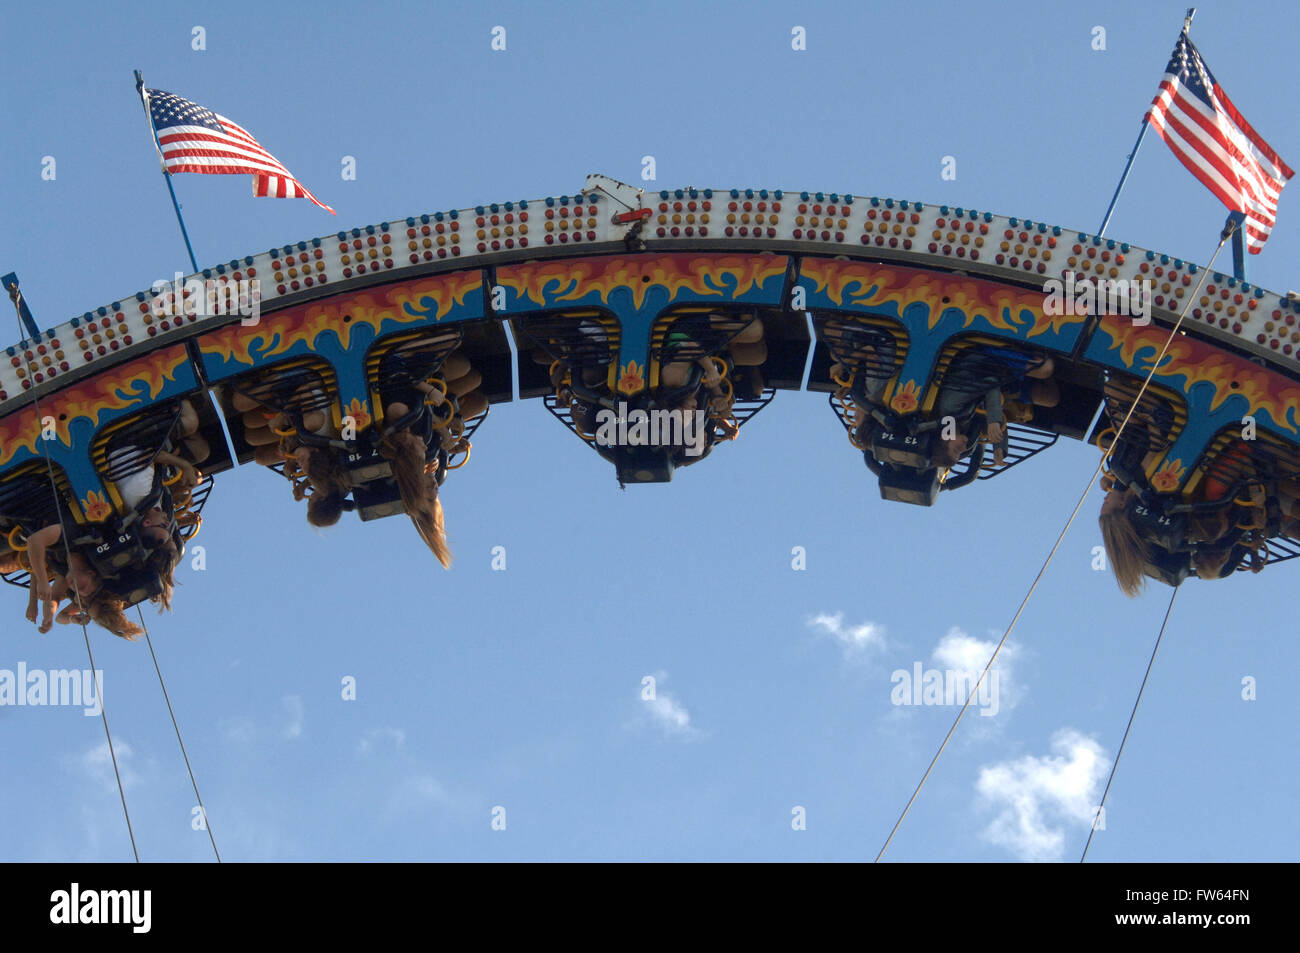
[1097,8,1197,238]
[1097,122,1150,238]
[135,70,200,274]
[1226,211,1247,280]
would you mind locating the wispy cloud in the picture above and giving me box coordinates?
[808,612,886,657]
[390,774,451,808]
[68,739,140,795]
[638,671,700,740]
[282,695,304,740]
[218,716,257,745]
[46,744,147,862]
[975,729,1109,861]
[359,727,407,755]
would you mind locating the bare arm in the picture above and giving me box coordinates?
[155,450,199,488]
[26,524,62,602]
[984,388,1008,465]
[56,602,91,627]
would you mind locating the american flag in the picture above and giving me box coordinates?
[145,88,334,214]
[1146,31,1291,253]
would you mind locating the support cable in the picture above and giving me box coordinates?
[135,606,222,862]
[1080,587,1179,862]
[874,223,1237,862]
[9,288,139,861]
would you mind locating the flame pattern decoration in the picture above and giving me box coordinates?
[1089,316,1300,437]
[0,345,194,470]
[799,258,1085,343]
[198,272,485,371]
[498,254,790,398]
[196,273,487,416]
[80,489,113,523]
[799,258,1088,414]
[497,254,789,313]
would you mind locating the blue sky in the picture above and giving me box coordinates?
[3,0,1298,861]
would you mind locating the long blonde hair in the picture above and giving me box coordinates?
[1099,506,1150,596]
[89,595,145,640]
[381,431,452,568]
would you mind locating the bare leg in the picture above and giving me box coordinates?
[734,318,764,344]
[1030,379,1060,408]
[231,391,261,413]
[660,361,691,389]
[441,352,471,381]
[458,391,489,420]
[243,420,281,446]
[253,444,285,466]
[447,369,482,397]
[183,433,211,465]
[729,341,767,366]
[1027,356,1055,380]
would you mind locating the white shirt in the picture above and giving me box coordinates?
[107,447,155,509]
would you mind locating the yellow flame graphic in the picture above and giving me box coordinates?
[800,258,1077,338]
[618,360,646,395]
[198,273,481,367]
[1150,458,1187,493]
[498,254,787,312]
[343,397,372,432]
[891,379,921,414]
[1098,316,1300,432]
[0,345,189,466]
[80,489,113,523]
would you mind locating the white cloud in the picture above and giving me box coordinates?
[931,627,1022,715]
[638,671,700,740]
[384,773,460,816]
[648,692,693,735]
[70,740,139,794]
[218,716,257,745]
[395,774,449,804]
[975,729,1109,862]
[282,695,304,740]
[359,727,407,755]
[808,612,886,656]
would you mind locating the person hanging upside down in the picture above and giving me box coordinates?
[932,350,1058,468]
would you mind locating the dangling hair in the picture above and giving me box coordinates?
[932,433,968,468]
[88,595,144,640]
[381,430,452,568]
[1189,509,1231,546]
[1099,506,1150,597]
[148,539,182,612]
[302,449,350,527]
[0,549,28,574]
